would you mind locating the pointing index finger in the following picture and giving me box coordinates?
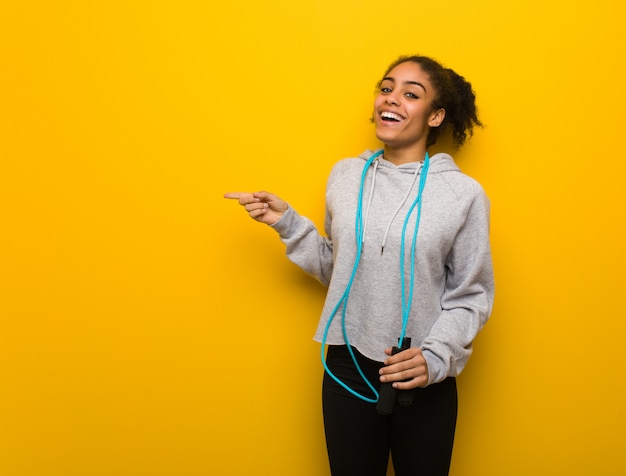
[224,192,245,199]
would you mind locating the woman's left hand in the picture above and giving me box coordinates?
[379,347,429,390]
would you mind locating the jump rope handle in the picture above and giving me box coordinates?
[376,337,413,415]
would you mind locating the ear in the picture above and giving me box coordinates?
[428,108,445,128]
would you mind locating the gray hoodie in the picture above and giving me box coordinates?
[272,150,494,385]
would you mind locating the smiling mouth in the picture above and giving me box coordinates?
[380,111,404,122]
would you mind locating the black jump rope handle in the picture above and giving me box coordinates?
[376,337,413,415]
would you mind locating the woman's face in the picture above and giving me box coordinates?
[373,61,444,150]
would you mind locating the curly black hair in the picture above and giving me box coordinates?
[377,55,483,149]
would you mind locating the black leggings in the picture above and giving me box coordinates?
[322,345,457,476]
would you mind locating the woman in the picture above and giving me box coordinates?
[224,55,494,476]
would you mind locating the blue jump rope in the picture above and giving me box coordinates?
[320,150,431,403]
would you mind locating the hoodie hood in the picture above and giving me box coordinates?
[358,149,460,175]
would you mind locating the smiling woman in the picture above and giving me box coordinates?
[373,62,445,161]
[224,55,493,476]
[373,56,482,165]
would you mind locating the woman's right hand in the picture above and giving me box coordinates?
[223,191,288,226]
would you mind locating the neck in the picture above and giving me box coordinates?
[382,143,428,165]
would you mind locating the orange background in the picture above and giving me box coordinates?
[1,1,625,475]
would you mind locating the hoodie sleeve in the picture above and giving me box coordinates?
[421,187,495,385]
[270,205,334,286]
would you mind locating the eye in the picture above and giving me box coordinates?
[405,92,418,99]
[380,87,392,94]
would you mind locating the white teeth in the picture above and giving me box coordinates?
[381,111,403,121]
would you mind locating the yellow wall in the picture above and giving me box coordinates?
[1,1,625,475]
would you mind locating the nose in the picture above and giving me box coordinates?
[386,92,400,106]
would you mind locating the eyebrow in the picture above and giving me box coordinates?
[382,76,427,93]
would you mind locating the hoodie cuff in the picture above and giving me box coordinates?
[269,205,295,237]
[422,349,445,386]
